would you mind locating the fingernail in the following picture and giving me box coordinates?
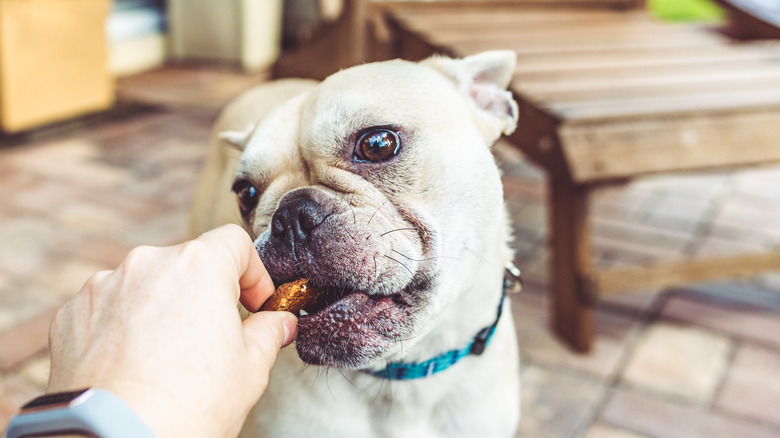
[282,314,298,347]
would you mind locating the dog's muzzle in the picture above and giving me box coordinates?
[270,196,328,253]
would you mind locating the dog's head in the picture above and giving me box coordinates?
[226,52,518,369]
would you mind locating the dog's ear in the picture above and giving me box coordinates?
[218,129,251,151]
[423,50,519,143]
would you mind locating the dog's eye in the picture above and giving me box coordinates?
[354,129,400,163]
[232,180,259,216]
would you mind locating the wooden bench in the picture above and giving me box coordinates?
[275,0,780,352]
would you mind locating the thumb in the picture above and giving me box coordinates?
[242,311,298,369]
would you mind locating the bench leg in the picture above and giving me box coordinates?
[549,178,594,352]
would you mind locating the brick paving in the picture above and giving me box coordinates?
[1,65,779,437]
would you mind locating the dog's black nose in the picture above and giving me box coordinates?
[271,197,327,247]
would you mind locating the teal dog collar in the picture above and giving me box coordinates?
[363,271,515,380]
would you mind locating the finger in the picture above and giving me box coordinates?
[242,311,298,365]
[238,265,275,313]
[196,225,275,309]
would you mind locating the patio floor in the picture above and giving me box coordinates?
[1,64,779,438]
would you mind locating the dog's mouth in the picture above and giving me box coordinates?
[273,277,413,368]
[283,281,356,317]
[273,278,402,319]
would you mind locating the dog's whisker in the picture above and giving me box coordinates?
[464,246,488,265]
[383,254,414,278]
[346,193,357,225]
[379,227,418,237]
[390,249,459,263]
[337,369,360,390]
[367,201,387,227]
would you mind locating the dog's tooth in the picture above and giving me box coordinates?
[299,309,309,316]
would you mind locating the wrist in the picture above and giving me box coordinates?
[100,381,244,438]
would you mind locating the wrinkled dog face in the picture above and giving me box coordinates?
[229,53,518,369]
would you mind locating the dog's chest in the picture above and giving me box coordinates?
[366,385,479,437]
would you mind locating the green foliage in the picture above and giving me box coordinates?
[648,0,726,22]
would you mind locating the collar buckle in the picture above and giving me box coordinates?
[470,326,493,355]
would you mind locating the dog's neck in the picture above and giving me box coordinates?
[362,261,519,380]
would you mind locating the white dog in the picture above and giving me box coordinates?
[190,51,521,437]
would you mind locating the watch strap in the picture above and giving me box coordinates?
[6,388,156,438]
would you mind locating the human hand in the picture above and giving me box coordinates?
[47,224,297,438]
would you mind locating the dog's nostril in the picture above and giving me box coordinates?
[298,208,323,233]
[271,215,286,237]
[272,197,327,242]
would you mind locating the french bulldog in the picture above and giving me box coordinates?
[189,51,521,437]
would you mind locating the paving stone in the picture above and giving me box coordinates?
[675,281,780,312]
[0,396,17,433]
[0,273,10,293]
[592,221,689,267]
[515,365,606,438]
[116,65,268,111]
[592,216,691,254]
[0,282,61,333]
[583,423,651,438]
[641,192,714,233]
[633,171,732,200]
[53,203,134,237]
[64,237,135,270]
[120,210,192,247]
[709,198,780,244]
[15,353,51,389]
[602,386,780,438]
[0,164,39,195]
[85,186,172,223]
[5,138,133,187]
[760,272,780,291]
[502,175,546,207]
[512,292,638,380]
[715,344,780,427]
[494,142,546,184]
[733,169,780,204]
[0,371,46,432]
[591,182,655,218]
[4,177,98,219]
[690,233,772,258]
[0,372,45,413]
[0,217,71,279]
[599,288,664,319]
[0,306,58,372]
[35,257,109,300]
[621,323,732,403]
[507,226,542,261]
[662,296,780,349]
[512,203,547,237]
[515,250,549,287]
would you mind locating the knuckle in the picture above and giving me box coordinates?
[122,245,160,269]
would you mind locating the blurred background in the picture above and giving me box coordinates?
[2,0,780,437]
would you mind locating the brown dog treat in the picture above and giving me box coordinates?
[259,278,318,314]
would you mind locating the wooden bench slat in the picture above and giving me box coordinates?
[590,251,780,296]
[396,8,650,28]
[451,31,726,58]
[513,45,770,75]
[514,51,780,82]
[411,19,706,46]
[530,76,780,111]
[558,110,780,182]
[385,1,642,19]
[515,61,780,105]
[549,86,780,122]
